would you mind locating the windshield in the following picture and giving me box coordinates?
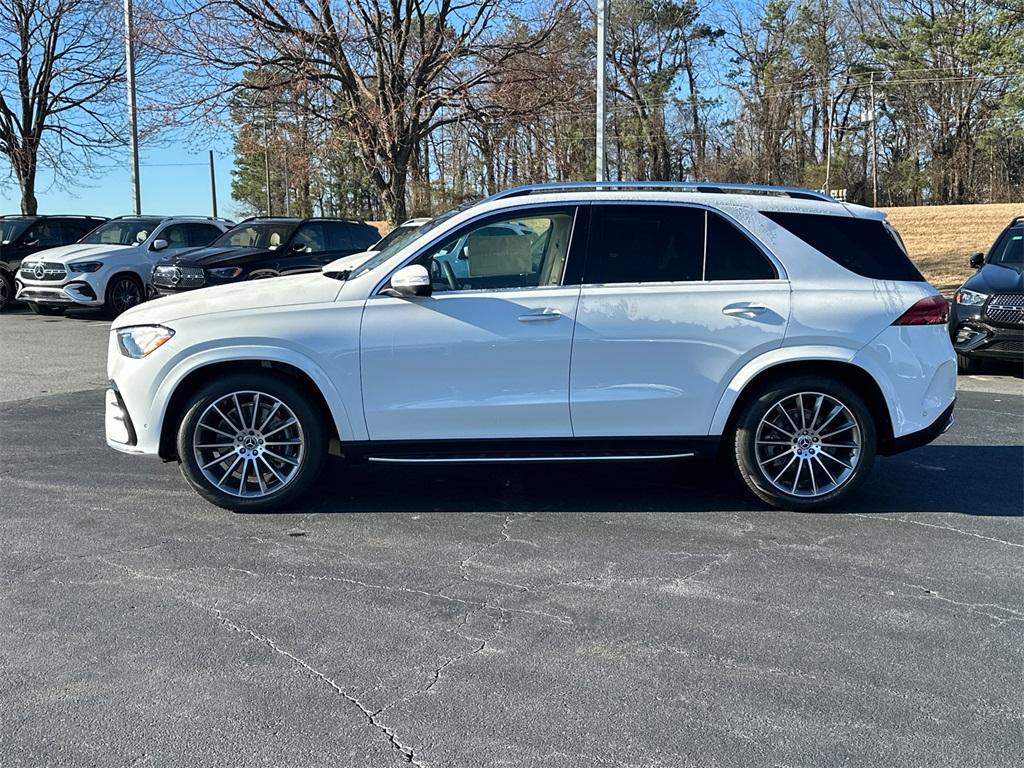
[213,221,297,249]
[351,204,476,279]
[0,218,33,244]
[80,218,162,246]
[991,227,1023,266]
[372,222,427,253]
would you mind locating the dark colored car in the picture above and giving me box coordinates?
[0,214,107,309]
[949,215,1024,373]
[150,217,381,296]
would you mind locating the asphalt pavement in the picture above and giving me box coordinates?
[1,306,1022,767]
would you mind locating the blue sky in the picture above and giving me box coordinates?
[0,140,241,220]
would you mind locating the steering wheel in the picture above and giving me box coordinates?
[432,258,458,291]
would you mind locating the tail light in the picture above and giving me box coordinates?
[892,295,949,326]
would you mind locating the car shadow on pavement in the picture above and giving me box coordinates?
[282,443,1023,517]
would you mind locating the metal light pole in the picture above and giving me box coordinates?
[263,118,272,215]
[208,150,218,217]
[869,71,878,207]
[595,0,608,182]
[124,0,141,214]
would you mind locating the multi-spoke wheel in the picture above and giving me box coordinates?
[0,271,13,311]
[733,377,876,510]
[104,274,144,318]
[176,372,327,511]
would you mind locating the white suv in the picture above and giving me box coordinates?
[16,215,232,317]
[104,183,956,511]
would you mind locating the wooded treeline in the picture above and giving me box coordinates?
[1,0,1021,219]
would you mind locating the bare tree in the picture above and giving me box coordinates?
[0,0,128,214]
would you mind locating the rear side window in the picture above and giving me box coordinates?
[61,219,101,242]
[706,212,777,280]
[351,224,380,250]
[762,211,924,281]
[585,205,704,283]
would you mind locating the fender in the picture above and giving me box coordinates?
[707,344,897,436]
[151,342,360,444]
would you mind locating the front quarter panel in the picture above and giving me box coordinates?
[108,301,367,455]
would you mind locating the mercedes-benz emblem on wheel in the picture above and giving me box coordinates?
[33,263,46,280]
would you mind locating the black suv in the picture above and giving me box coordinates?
[949,215,1024,373]
[151,217,380,295]
[0,214,107,309]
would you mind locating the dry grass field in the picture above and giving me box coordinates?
[883,203,1022,293]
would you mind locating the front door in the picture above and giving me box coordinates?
[360,206,583,441]
[570,204,790,437]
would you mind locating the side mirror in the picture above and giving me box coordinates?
[385,264,431,297]
[969,252,984,269]
[151,239,168,251]
[290,241,307,253]
[23,237,38,247]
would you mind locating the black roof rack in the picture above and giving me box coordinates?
[487,181,838,203]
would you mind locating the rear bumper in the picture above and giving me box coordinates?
[880,400,955,456]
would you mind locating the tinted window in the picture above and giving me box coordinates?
[350,224,380,250]
[412,208,576,292]
[706,212,776,280]
[292,223,327,253]
[62,219,103,241]
[762,211,924,281]
[214,221,296,249]
[0,218,33,244]
[25,220,64,247]
[586,205,704,284]
[187,223,223,246]
[990,226,1023,266]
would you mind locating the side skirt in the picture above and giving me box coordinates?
[341,436,720,464]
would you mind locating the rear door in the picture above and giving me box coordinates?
[569,204,790,437]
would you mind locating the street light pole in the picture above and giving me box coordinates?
[870,71,878,207]
[123,0,141,214]
[595,0,608,182]
[208,150,218,217]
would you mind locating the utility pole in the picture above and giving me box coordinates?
[824,91,833,195]
[595,0,608,182]
[123,0,141,214]
[870,71,878,207]
[208,150,218,217]
[263,118,272,215]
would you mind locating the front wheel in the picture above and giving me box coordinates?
[0,271,13,310]
[26,301,66,316]
[732,376,876,510]
[176,372,327,512]
[104,274,145,318]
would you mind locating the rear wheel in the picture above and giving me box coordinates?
[26,301,66,316]
[0,271,13,310]
[104,274,145,318]
[176,372,327,512]
[956,352,981,375]
[732,376,876,510]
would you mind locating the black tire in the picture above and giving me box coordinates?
[104,273,145,318]
[732,376,877,511]
[0,271,13,310]
[26,301,66,316]
[176,372,327,512]
[956,352,981,375]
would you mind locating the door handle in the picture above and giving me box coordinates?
[722,302,769,318]
[518,308,563,322]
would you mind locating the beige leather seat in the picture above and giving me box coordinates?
[466,235,532,277]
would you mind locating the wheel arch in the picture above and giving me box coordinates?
[157,356,344,460]
[713,354,895,451]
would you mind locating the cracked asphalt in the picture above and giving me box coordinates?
[1,306,1022,767]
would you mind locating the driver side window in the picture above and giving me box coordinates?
[414,208,576,293]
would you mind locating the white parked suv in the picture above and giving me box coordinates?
[16,215,232,316]
[105,182,956,512]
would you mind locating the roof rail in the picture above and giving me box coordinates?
[1010,215,1024,226]
[487,181,837,203]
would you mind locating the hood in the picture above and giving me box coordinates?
[18,242,129,264]
[113,272,343,328]
[164,245,273,268]
[964,263,1024,294]
[321,250,375,276]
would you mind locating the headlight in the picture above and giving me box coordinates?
[68,261,104,273]
[207,266,243,279]
[954,289,988,306]
[116,325,174,358]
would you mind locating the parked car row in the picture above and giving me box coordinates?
[1,214,383,317]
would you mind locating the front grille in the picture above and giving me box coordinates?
[152,264,205,289]
[21,261,67,281]
[986,293,1024,325]
[986,340,1024,354]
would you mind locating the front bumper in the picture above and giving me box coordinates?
[15,279,102,306]
[951,318,1024,361]
[105,382,139,449]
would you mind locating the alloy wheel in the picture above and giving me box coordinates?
[110,277,142,313]
[754,391,862,498]
[192,390,305,498]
